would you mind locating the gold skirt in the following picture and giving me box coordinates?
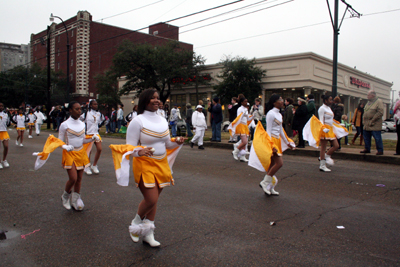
[132,154,174,188]
[28,123,35,126]
[62,147,90,170]
[271,136,283,156]
[86,134,102,143]
[320,125,336,140]
[235,123,249,136]
[0,131,10,141]
[16,127,26,131]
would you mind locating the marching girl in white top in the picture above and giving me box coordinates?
[232,97,253,161]
[0,103,11,169]
[27,108,37,139]
[34,107,46,136]
[59,101,100,210]
[11,107,29,147]
[124,89,184,247]
[318,95,339,172]
[80,100,105,175]
[156,101,166,120]
[259,95,295,195]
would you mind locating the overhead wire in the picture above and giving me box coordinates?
[94,0,165,22]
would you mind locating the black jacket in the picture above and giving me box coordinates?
[292,104,308,131]
[229,104,239,122]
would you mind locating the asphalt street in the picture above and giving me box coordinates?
[1,129,400,267]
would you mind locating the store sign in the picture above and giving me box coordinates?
[172,74,211,85]
[350,76,370,89]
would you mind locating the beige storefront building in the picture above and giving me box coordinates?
[120,52,392,121]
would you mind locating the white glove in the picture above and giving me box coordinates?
[62,145,74,152]
[92,134,100,142]
[323,128,330,133]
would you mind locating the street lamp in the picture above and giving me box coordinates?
[50,13,70,103]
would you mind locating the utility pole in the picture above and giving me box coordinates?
[47,26,52,129]
[327,0,361,97]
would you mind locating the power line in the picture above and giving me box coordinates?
[181,0,294,34]
[194,7,400,49]
[94,1,165,22]
[180,0,276,28]
[150,0,190,24]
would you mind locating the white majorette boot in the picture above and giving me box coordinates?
[129,214,143,243]
[84,166,92,175]
[61,191,71,210]
[232,142,239,160]
[271,176,279,196]
[142,219,160,247]
[71,192,84,210]
[319,159,331,172]
[2,160,9,168]
[260,174,273,195]
[91,165,99,174]
[239,155,248,162]
[325,154,334,166]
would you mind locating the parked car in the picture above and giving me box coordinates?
[382,121,396,132]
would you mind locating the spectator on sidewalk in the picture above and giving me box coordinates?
[360,90,384,155]
[116,104,124,133]
[283,98,294,137]
[393,91,400,155]
[306,94,316,120]
[228,97,239,143]
[292,97,308,148]
[351,102,364,146]
[185,103,193,137]
[110,107,117,133]
[169,104,179,137]
[208,97,223,142]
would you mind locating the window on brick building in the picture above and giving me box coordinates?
[58,49,60,56]
[58,62,60,69]
[70,73,73,81]
[71,30,74,37]
[71,59,73,66]
[58,35,60,42]
[71,45,73,52]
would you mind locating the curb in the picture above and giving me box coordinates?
[202,141,400,165]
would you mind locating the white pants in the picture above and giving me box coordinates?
[35,123,42,135]
[191,127,205,146]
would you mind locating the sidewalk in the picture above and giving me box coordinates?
[202,140,400,165]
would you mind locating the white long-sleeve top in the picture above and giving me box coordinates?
[12,114,29,128]
[127,110,179,157]
[34,111,46,124]
[266,108,291,145]
[117,108,124,120]
[80,109,105,135]
[27,113,37,124]
[318,104,334,126]
[237,106,251,125]
[191,110,207,128]
[0,111,10,132]
[59,117,92,149]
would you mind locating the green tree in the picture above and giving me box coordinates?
[95,70,121,113]
[214,56,266,104]
[0,63,68,109]
[111,40,206,103]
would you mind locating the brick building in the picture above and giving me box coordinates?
[30,10,193,104]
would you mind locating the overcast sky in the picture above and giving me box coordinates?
[1,0,399,100]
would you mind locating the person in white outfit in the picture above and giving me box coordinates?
[80,100,105,175]
[26,108,37,139]
[318,94,339,172]
[259,95,295,195]
[232,97,253,162]
[11,107,29,147]
[34,107,46,136]
[0,103,11,169]
[125,105,138,126]
[124,89,185,247]
[190,105,207,150]
[157,102,166,120]
[59,101,100,210]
